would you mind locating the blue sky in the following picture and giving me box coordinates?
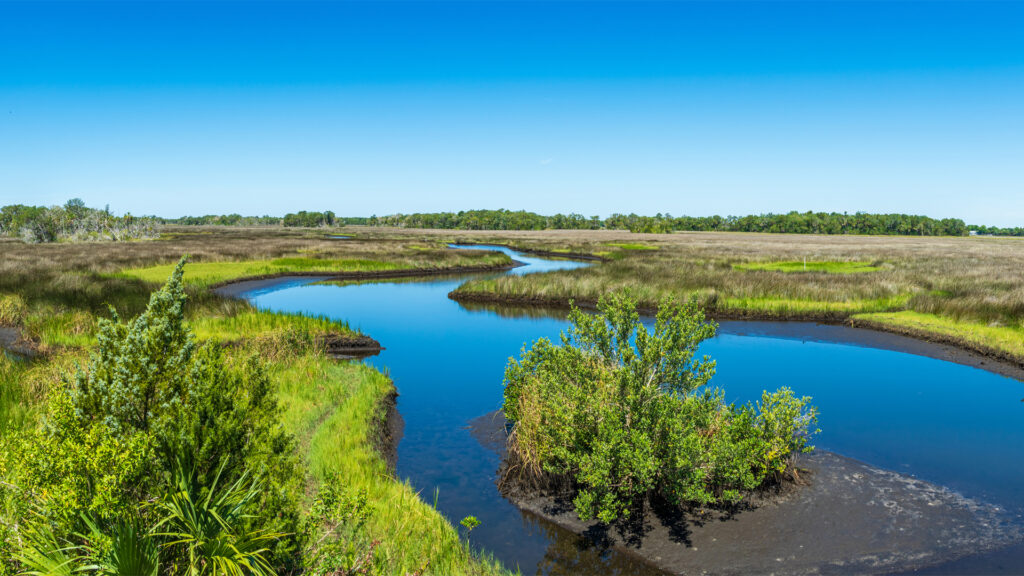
[1,1,1022,224]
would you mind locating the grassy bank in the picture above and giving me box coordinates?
[419,228,1024,365]
[0,226,511,575]
[852,311,1024,364]
[276,356,503,574]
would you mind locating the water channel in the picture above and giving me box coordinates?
[236,245,1024,574]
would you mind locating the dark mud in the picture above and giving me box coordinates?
[0,326,36,358]
[470,411,1024,576]
[374,389,405,473]
[317,333,384,359]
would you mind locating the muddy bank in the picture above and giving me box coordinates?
[0,326,36,358]
[470,410,1024,576]
[211,262,522,299]
[448,293,1024,381]
[317,333,383,359]
[373,389,405,473]
[449,241,608,262]
[849,316,1024,380]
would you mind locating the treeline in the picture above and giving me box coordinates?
[0,199,159,243]
[369,209,969,236]
[968,224,1024,237]
[158,214,282,226]
[606,211,969,236]
[370,209,603,230]
[160,211,369,227]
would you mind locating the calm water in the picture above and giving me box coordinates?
[241,245,1024,574]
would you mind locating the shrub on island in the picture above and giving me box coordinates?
[502,291,818,523]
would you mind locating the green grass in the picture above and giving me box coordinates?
[118,258,408,288]
[733,260,881,274]
[718,294,911,316]
[0,294,25,325]
[605,242,659,251]
[853,310,1024,361]
[191,309,356,342]
[274,355,505,575]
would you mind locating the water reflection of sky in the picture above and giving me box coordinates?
[241,246,1024,575]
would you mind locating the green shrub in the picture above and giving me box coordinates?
[4,257,303,573]
[503,291,817,523]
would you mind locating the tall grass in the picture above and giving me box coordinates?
[853,311,1024,361]
[118,258,408,288]
[273,355,505,575]
[191,308,357,343]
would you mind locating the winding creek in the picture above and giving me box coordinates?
[231,245,1024,574]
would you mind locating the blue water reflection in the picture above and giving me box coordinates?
[242,247,1023,574]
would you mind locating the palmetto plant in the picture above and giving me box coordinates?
[155,460,282,576]
[80,517,161,576]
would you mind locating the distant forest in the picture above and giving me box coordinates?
[8,203,1021,240]
[157,212,369,227]
[368,210,971,236]
[968,224,1024,237]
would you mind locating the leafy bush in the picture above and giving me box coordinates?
[502,291,818,523]
[2,257,303,573]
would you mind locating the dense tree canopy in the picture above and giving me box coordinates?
[968,224,1024,237]
[369,209,969,236]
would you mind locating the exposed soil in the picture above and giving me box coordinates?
[0,325,36,358]
[316,333,384,359]
[373,389,404,473]
[449,241,609,262]
[448,293,1024,382]
[470,410,1024,576]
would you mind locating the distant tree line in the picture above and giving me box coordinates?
[369,209,603,230]
[160,211,368,227]
[368,209,969,236]
[157,214,283,226]
[605,211,969,236]
[0,199,159,243]
[968,224,1024,237]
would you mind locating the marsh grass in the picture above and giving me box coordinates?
[429,229,1022,322]
[605,242,659,251]
[0,227,514,575]
[273,354,505,575]
[118,258,408,288]
[853,311,1024,360]
[733,260,881,274]
[191,309,356,343]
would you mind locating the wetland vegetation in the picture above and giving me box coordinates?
[501,292,817,523]
[2,223,1022,575]
[0,227,520,576]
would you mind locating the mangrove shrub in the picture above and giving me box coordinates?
[502,291,818,523]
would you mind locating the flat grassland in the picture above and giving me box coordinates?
[414,228,1024,366]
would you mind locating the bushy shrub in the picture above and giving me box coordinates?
[3,257,303,573]
[0,199,159,243]
[503,291,817,523]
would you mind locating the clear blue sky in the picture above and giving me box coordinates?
[1,1,1022,225]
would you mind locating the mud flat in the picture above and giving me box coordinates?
[470,411,1024,575]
